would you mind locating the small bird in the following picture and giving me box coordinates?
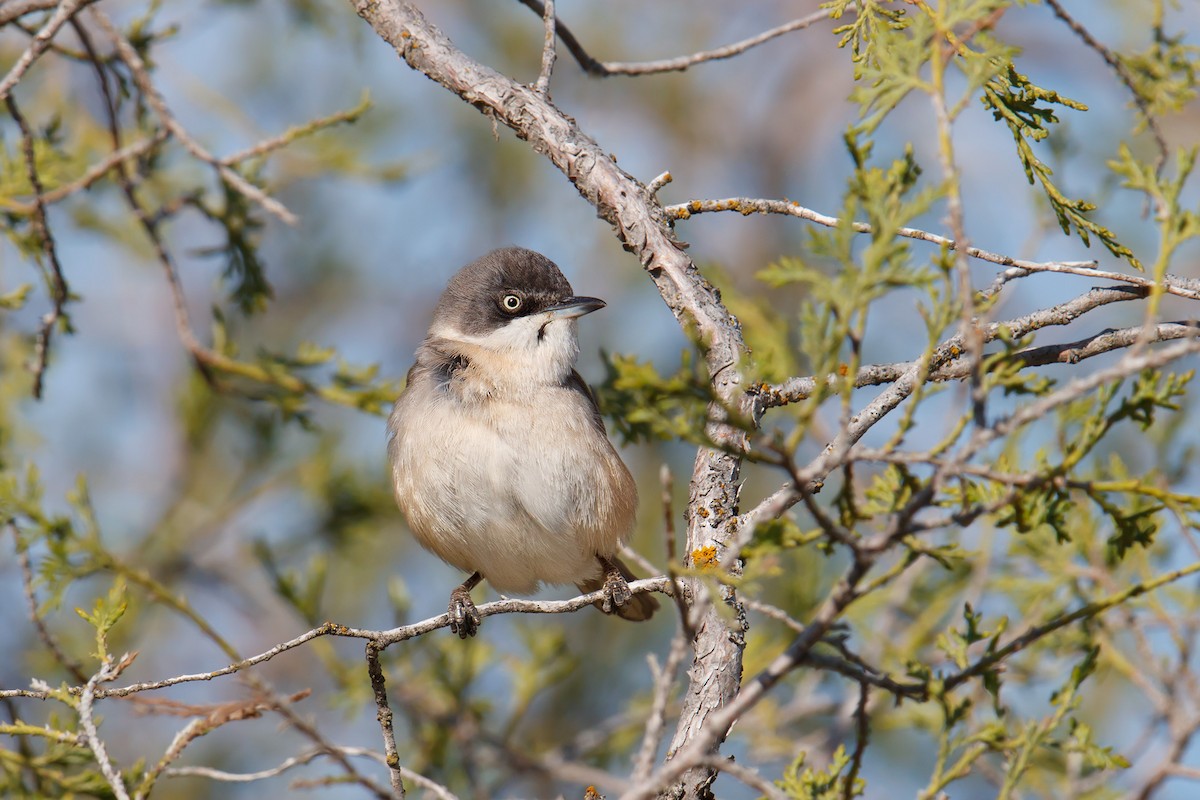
[388,247,659,638]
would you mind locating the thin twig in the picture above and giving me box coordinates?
[164,746,459,799]
[366,642,406,798]
[675,342,1200,798]
[741,597,806,634]
[762,291,1194,409]
[0,0,94,101]
[5,93,71,399]
[4,132,168,214]
[90,8,298,225]
[843,683,869,800]
[78,656,134,800]
[532,0,555,95]
[1043,0,1169,175]
[516,1,832,76]
[0,579,672,702]
[698,756,791,800]
[658,464,695,641]
[667,196,1200,303]
[742,335,1200,542]
[10,524,86,681]
[631,632,688,783]
[270,689,394,799]
[219,95,371,166]
[0,0,62,26]
[647,171,672,197]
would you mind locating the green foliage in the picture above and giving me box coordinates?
[982,66,1137,267]
[194,179,273,315]
[1109,144,1200,273]
[203,310,402,423]
[75,578,129,662]
[596,350,713,444]
[1119,26,1199,118]
[826,0,910,77]
[757,134,940,417]
[776,746,863,800]
[0,283,33,309]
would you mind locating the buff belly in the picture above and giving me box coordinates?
[389,385,633,595]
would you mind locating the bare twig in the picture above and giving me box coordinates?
[133,693,311,800]
[11,525,86,682]
[532,0,555,95]
[944,560,1200,693]
[366,642,406,798]
[623,547,1200,800]
[0,0,62,26]
[0,0,94,101]
[78,656,134,800]
[219,95,372,166]
[760,287,1179,408]
[90,8,298,225]
[743,335,1200,543]
[631,632,688,783]
[164,746,459,799]
[0,578,671,702]
[5,93,71,399]
[843,683,869,800]
[517,1,832,76]
[3,132,168,215]
[672,196,1200,303]
[270,697,393,800]
[666,196,1200,303]
[698,755,791,800]
[1043,0,1169,174]
[647,170,672,197]
[658,464,694,641]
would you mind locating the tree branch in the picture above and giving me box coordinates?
[532,0,555,95]
[665,196,1200,302]
[0,0,95,101]
[5,93,71,399]
[1043,0,1169,174]
[758,285,1157,407]
[0,578,672,702]
[515,1,832,76]
[90,8,298,225]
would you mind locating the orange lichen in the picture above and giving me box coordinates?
[692,545,719,569]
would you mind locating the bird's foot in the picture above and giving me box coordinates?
[601,566,633,614]
[448,586,481,638]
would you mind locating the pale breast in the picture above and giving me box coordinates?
[388,377,636,595]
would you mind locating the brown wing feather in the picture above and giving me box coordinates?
[564,368,608,435]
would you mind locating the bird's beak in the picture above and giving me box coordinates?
[544,296,606,319]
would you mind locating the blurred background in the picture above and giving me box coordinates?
[2,1,1199,797]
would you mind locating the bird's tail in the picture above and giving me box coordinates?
[576,556,659,622]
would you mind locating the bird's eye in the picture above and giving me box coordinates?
[500,293,523,313]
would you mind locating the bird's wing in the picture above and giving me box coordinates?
[565,369,608,435]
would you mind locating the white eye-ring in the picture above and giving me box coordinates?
[500,293,523,312]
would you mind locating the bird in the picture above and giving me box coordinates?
[388,246,659,638]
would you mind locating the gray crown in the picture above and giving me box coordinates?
[432,247,575,336]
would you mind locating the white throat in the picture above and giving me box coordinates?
[430,314,581,395]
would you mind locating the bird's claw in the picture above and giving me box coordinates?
[448,587,481,638]
[601,569,633,614]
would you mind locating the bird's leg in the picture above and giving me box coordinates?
[597,555,632,614]
[448,572,483,638]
